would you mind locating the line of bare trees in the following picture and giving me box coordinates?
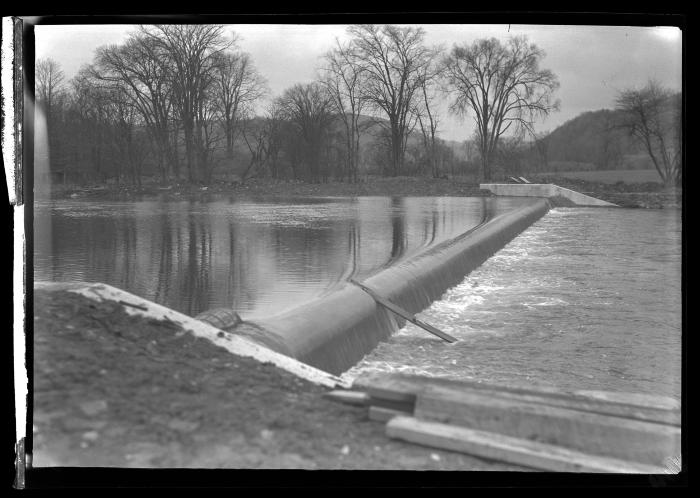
[36,25,269,186]
[615,80,682,186]
[37,24,570,186]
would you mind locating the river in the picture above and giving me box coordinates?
[34,195,530,318]
[345,207,682,400]
[34,197,682,398]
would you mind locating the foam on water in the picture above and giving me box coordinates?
[346,207,682,400]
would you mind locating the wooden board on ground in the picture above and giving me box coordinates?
[352,373,680,426]
[323,390,369,406]
[386,416,666,474]
[353,373,422,404]
[574,390,680,411]
[369,406,405,422]
[414,386,680,466]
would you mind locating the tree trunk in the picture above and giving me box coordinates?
[482,153,491,182]
[184,124,196,183]
[226,121,234,158]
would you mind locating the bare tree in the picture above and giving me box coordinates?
[94,35,175,182]
[96,81,148,186]
[414,59,443,178]
[443,36,560,181]
[497,133,526,177]
[71,68,110,182]
[239,113,269,183]
[277,83,335,183]
[615,80,681,186]
[110,87,149,187]
[262,102,286,180]
[140,24,233,182]
[598,113,623,170]
[348,24,435,177]
[36,57,65,117]
[36,58,66,168]
[320,39,367,182]
[197,80,226,184]
[212,49,268,159]
[68,67,149,185]
[532,131,550,172]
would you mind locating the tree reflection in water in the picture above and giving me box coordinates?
[34,196,530,318]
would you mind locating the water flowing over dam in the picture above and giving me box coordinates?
[34,193,681,402]
[35,195,549,375]
[34,195,535,317]
[347,207,682,401]
[242,198,551,374]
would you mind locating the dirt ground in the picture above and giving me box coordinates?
[31,289,527,471]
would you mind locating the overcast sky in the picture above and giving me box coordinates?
[35,23,682,142]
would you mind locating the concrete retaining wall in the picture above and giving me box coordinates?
[480,184,617,207]
[244,199,551,375]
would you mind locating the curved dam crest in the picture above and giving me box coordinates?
[239,198,551,375]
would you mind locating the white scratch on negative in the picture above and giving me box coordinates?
[13,205,27,444]
[1,17,17,205]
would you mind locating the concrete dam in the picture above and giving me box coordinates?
[232,197,552,375]
[39,184,612,377]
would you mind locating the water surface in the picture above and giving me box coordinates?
[346,207,682,399]
[34,195,532,318]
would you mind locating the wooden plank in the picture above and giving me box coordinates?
[414,386,681,466]
[386,416,666,473]
[353,374,418,404]
[349,279,457,343]
[323,390,370,406]
[352,373,680,426]
[369,406,405,422]
[573,390,680,411]
[475,388,680,427]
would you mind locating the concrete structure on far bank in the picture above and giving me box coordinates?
[480,184,618,207]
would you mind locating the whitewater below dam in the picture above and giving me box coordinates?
[34,195,682,399]
[346,207,682,400]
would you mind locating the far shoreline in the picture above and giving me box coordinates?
[35,174,682,210]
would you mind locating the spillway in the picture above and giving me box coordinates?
[239,198,551,374]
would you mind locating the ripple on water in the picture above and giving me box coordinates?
[347,208,682,401]
[36,196,534,318]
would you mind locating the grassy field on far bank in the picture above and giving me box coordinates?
[38,172,681,209]
[536,169,664,185]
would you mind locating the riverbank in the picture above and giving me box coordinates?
[530,174,682,209]
[40,176,488,201]
[32,288,526,471]
[38,175,681,209]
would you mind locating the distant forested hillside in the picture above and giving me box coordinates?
[542,91,680,172]
[543,109,643,170]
